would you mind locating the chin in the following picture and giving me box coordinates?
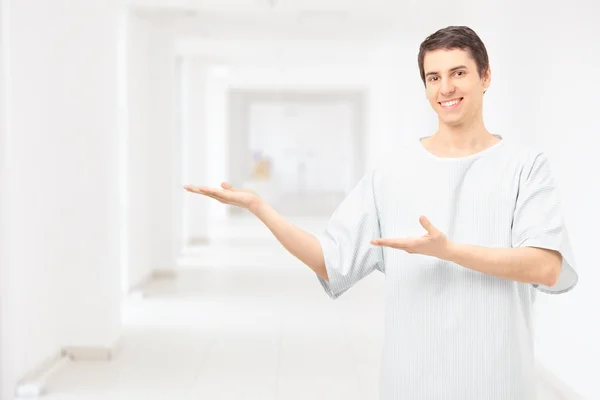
[439,117,464,127]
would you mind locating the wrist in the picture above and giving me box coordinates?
[249,198,267,216]
[442,240,460,262]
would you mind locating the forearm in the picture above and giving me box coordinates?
[444,242,561,286]
[250,199,328,280]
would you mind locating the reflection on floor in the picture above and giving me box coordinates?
[44,261,385,399]
[41,215,570,399]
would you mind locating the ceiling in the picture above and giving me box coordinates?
[130,0,428,41]
[128,0,474,65]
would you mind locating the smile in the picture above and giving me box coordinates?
[439,98,463,109]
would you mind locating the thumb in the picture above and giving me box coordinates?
[419,215,438,234]
[221,181,256,195]
[221,181,235,190]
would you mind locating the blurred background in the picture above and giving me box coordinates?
[0,0,598,399]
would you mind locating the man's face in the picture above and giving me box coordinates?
[423,48,490,127]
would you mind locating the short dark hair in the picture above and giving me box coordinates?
[418,26,490,87]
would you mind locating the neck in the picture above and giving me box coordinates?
[422,115,500,158]
[433,115,492,150]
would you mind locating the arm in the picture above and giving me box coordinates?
[372,215,562,287]
[444,242,562,287]
[445,152,575,290]
[184,171,383,292]
[183,182,328,280]
[250,199,328,281]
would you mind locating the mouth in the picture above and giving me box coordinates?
[439,97,463,110]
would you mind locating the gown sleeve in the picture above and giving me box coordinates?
[511,152,579,294]
[316,168,384,299]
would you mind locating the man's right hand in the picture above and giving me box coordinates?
[183,181,262,213]
[183,180,328,281]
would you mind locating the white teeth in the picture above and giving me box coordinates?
[441,99,461,107]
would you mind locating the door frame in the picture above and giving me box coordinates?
[227,89,367,216]
[0,0,9,396]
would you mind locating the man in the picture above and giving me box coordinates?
[184,26,578,400]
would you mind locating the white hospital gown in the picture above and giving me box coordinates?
[316,135,578,400]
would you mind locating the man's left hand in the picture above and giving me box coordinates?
[371,216,453,260]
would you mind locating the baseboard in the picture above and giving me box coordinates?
[152,268,178,280]
[63,345,115,362]
[187,236,210,246]
[15,351,66,398]
[14,337,122,398]
[128,269,178,299]
[65,336,122,361]
[128,271,154,295]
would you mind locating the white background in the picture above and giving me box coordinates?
[1,0,598,399]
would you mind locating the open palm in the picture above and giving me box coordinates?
[371,216,452,260]
[183,182,261,210]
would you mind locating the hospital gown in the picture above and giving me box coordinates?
[316,134,578,400]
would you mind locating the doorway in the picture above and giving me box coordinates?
[227,90,366,217]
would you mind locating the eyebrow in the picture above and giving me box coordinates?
[425,65,468,77]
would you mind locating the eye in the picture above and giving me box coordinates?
[455,70,466,77]
[428,76,439,82]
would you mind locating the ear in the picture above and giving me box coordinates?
[482,67,492,91]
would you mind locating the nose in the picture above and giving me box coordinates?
[440,80,455,97]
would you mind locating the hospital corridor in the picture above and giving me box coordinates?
[45,216,387,399]
[0,1,598,399]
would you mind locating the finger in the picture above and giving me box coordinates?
[203,192,226,203]
[184,185,209,193]
[222,182,256,195]
[185,186,227,203]
[374,243,403,249]
[185,186,219,196]
[419,215,438,235]
[184,185,205,194]
[222,181,249,193]
[371,238,409,248]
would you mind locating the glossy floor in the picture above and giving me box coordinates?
[43,263,386,399]
[40,216,565,399]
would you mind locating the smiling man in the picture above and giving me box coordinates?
[184,26,579,400]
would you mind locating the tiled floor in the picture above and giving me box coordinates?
[43,240,386,399]
[40,216,571,399]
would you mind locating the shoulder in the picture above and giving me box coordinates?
[498,138,549,168]
[498,139,556,184]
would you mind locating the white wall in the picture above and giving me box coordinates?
[180,62,377,228]
[246,99,356,192]
[181,58,209,243]
[0,1,122,398]
[0,0,8,397]
[203,66,229,222]
[121,11,182,289]
[122,10,153,291]
[145,18,181,270]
